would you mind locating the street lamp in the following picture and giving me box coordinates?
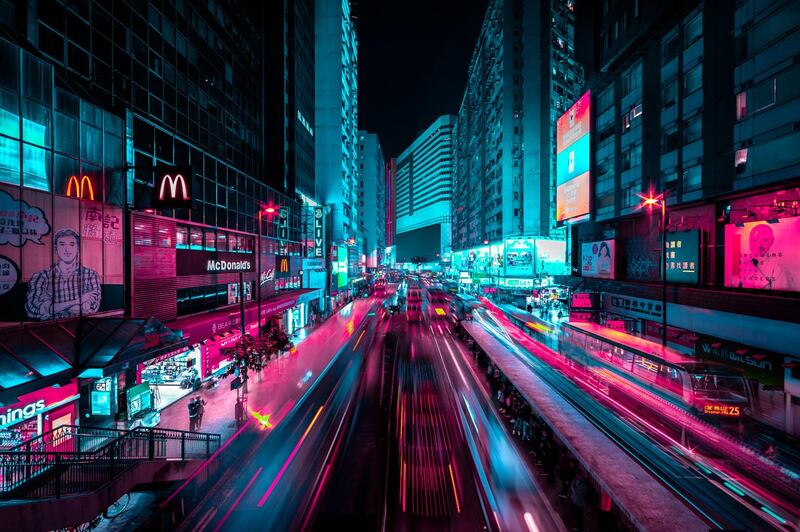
[257,204,280,337]
[638,191,668,347]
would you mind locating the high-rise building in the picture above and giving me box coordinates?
[265,0,316,200]
[315,0,359,303]
[570,0,800,434]
[385,158,397,266]
[0,2,310,436]
[395,115,455,267]
[451,0,582,288]
[357,131,386,270]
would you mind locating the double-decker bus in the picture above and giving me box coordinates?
[426,283,448,318]
[558,321,751,419]
[406,283,423,322]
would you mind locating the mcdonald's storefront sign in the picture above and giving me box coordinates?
[275,255,291,278]
[152,166,192,208]
[65,175,95,200]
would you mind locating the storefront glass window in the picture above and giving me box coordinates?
[189,226,203,249]
[204,228,216,250]
[217,231,227,251]
[176,224,189,249]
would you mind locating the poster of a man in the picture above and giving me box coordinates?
[25,229,101,320]
[726,220,798,292]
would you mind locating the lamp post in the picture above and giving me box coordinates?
[258,206,277,337]
[639,191,668,346]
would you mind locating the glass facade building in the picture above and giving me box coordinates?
[395,115,454,265]
[357,131,385,269]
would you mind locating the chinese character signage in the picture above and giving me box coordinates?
[152,167,192,209]
[278,206,289,243]
[724,217,799,292]
[665,230,700,284]
[556,91,591,223]
[0,186,124,323]
[312,206,324,259]
[581,239,615,279]
[571,292,594,309]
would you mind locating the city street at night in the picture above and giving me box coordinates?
[1,1,800,531]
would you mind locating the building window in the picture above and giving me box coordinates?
[683,114,702,144]
[683,164,702,191]
[684,13,703,48]
[662,34,680,65]
[662,79,677,107]
[176,225,189,249]
[189,226,203,250]
[662,125,679,153]
[736,91,747,120]
[735,148,748,173]
[684,64,702,95]
[752,77,776,112]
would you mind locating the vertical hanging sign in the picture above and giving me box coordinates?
[313,207,325,259]
[278,206,289,254]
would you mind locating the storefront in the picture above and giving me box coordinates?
[0,380,80,450]
[138,345,203,410]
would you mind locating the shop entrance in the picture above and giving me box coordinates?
[139,346,203,410]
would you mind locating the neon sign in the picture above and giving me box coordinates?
[152,166,193,208]
[703,404,741,417]
[65,175,95,200]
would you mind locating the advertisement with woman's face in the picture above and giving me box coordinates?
[725,217,799,291]
[581,240,615,279]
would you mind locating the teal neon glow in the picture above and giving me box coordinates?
[723,481,746,497]
[760,505,787,524]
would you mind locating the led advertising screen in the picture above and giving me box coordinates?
[725,217,800,291]
[581,239,615,279]
[504,239,534,277]
[556,91,591,223]
[535,239,568,275]
[0,185,124,323]
[666,230,700,284]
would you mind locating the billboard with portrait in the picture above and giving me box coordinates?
[556,91,591,223]
[0,185,124,323]
[504,239,534,277]
[724,218,799,291]
[581,239,615,279]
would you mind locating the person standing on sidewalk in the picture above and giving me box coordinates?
[195,396,206,430]
[188,397,199,431]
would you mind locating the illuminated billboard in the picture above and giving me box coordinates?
[581,239,615,279]
[666,230,700,284]
[0,185,124,323]
[504,239,534,277]
[725,217,800,292]
[556,91,591,223]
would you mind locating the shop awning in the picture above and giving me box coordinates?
[0,317,185,402]
[76,316,187,376]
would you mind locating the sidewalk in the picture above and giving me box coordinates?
[155,298,374,441]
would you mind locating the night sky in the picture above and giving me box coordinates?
[356,0,489,158]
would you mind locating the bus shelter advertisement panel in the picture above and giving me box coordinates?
[581,239,615,279]
[724,217,800,291]
[0,185,124,323]
[556,91,591,223]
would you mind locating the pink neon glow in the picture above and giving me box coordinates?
[481,306,800,520]
[257,406,324,507]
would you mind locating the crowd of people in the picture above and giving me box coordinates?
[467,338,614,532]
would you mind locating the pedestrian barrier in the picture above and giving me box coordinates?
[0,425,220,500]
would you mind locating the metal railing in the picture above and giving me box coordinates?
[0,426,220,500]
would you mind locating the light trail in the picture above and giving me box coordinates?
[257,405,325,507]
[448,463,461,513]
[213,466,263,532]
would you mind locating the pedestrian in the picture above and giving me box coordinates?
[570,470,588,532]
[195,396,206,430]
[188,397,198,431]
